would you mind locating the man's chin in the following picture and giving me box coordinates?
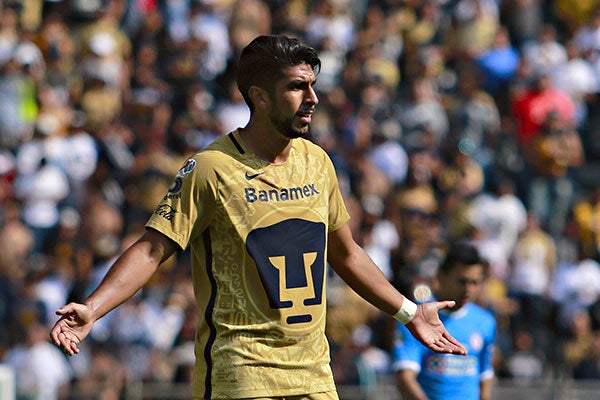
[287,126,309,139]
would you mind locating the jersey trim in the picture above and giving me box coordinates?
[228,132,245,154]
[203,228,217,399]
[392,359,421,373]
[481,369,494,381]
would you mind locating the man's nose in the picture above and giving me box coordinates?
[306,86,319,105]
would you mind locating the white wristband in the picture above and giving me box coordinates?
[393,297,418,325]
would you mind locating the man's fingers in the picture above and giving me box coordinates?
[50,321,82,356]
[432,338,451,353]
[55,305,71,316]
[429,330,467,355]
[442,331,467,355]
[56,302,80,317]
[60,334,79,356]
[69,341,80,355]
[50,328,59,345]
[436,300,456,311]
[431,341,465,355]
[430,343,445,352]
[54,331,71,356]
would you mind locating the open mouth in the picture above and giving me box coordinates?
[299,114,312,124]
[297,110,313,124]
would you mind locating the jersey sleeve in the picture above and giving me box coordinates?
[479,312,497,381]
[145,154,217,250]
[391,321,424,373]
[322,150,350,232]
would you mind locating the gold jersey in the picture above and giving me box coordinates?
[146,130,350,399]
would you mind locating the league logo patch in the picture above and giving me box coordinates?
[470,333,483,352]
[177,159,196,178]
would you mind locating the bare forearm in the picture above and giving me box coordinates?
[328,224,466,355]
[85,230,174,320]
[480,379,493,400]
[399,385,429,400]
[328,225,403,315]
[396,371,429,400]
[330,241,403,314]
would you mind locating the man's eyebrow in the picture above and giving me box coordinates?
[287,77,317,87]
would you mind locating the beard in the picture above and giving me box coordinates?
[268,105,310,139]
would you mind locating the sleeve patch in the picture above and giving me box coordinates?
[177,158,197,178]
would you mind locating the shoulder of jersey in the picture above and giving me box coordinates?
[468,303,496,327]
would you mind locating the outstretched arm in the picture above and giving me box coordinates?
[480,378,493,400]
[50,228,179,356]
[395,369,430,400]
[327,223,466,355]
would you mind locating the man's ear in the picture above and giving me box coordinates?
[248,86,268,108]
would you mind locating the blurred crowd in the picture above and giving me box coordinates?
[1,0,600,398]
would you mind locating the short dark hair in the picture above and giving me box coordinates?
[235,35,321,112]
[438,240,487,274]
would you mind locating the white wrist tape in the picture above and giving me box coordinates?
[393,297,418,325]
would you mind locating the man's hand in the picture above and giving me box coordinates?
[49,302,95,356]
[406,301,467,355]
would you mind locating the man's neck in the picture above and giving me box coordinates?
[238,125,293,165]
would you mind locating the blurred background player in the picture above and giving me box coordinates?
[393,240,496,400]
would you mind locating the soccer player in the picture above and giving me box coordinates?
[50,35,465,400]
[393,240,496,400]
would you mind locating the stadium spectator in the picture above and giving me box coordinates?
[550,39,599,129]
[304,0,355,56]
[508,212,557,355]
[13,119,70,253]
[228,0,271,55]
[552,249,600,334]
[396,76,449,152]
[561,308,599,379]
[446,0,500,59]
[475,26,520,99]
[438,140,486,241]
[522,24,567,78]
[502,0,543,47]
[367,119,408,187]
[34,13,79,97]
[76,0,131,99]
[528,111,585,237]
[571,8,600,60]
[446,66,502,177]
[360,193,400,280]
[466,173,528,281]
[187,0,231,82]
[510,69,576,147]
[0,45,38,149]
[213,80,250,136]
[3,321,73,400]
[572,187,600,261]
[498,328,545,384]
[390,148,444,298]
